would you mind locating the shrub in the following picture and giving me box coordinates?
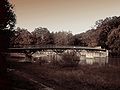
[59,50,80,67]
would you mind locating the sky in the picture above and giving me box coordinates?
[11,0,120,34]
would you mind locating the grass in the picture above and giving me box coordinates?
[8,60,120,90]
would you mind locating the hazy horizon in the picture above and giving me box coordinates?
[11,0,120,34]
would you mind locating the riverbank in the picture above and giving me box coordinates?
[8,60,120,90]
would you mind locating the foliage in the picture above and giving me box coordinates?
[0,0,16,49]
[96,16,120,56]
[11,27,32,47]
[0,1,16,88]
[107,27,120,56]
[31,27,52,45]
[97,16,120,48]
[0,0,16,31]
[10,15,120,56]
[53,31,73,46]
[72,34,87,46]
[77,16,120,56]
[59,50,80,67]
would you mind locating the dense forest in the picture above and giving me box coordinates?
[11,16,120,57]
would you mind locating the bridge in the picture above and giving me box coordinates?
[7,45,108,63]
[7,45,106,52]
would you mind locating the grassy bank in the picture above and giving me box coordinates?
[8,60,120,90]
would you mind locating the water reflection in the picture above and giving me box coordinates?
[79,57,120,66]
[79,56,108,66]
[9,53,120,66]
[108,57,120,66]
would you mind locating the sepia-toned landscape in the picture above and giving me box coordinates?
[0,0,120,90]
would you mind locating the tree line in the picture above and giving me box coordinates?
[78,16,120,57]
[11,27,86,47]
[11,16,120,57]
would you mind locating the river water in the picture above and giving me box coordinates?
[9,55,120,67]
[79,57,120,66]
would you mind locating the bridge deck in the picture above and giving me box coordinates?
[7,46,106,52]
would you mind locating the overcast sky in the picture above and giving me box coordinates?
[11,0,120,34]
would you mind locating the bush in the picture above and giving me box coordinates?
[59,50,80,67]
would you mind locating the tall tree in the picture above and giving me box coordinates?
[72,34,87,46]
[0,0,16,48]
[32,27,51,45]
[107,27,120,56]
[97,16,120,48]
[0,0,16,31]
[0,0,16,89]
[11,27,32,47]
[53,31,73,46]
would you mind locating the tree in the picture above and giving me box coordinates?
[11,27,32,47]
[0,0,16,48]
[107,27,120,56]
[72,34,87,46]
[60,50,80,67]
[0,0,16,89]
[32,27,51,45]
[53,31,73,46]
[0,0,16,31]
[97,16,120,48]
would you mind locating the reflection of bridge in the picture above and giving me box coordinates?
[7,45,108,62]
